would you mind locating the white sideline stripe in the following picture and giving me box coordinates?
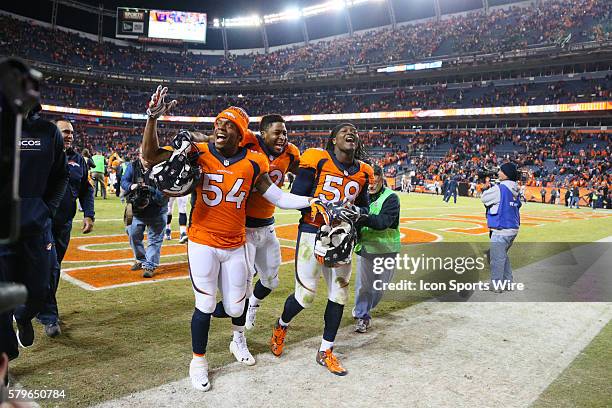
[77,242,185,252]
[71,222,299,240]
[62,254,186,264]
[71,233,126,240]
[61,273,97,291]
[61,256,294,291]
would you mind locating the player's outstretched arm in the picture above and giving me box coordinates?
[255,172,317,209]
[142,85,177,165]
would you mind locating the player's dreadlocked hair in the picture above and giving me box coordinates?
[325,123,370,163]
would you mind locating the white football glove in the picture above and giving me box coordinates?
[146,85,178,119]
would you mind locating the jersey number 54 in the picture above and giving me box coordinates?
[201,174,246,209]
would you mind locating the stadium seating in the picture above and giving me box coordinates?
[38,76,611,116]
[1,0,610,78]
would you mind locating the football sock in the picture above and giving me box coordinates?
[179,213,187,227]
[280,293,304,324]
[323,300,344,343]
[191,308,211,355]
[319,339,334,352]
[253,280,272,302]
[231,299,249,327]
[278,317,289,327]
[232,326,245,341]
[179,225,187,234]
[249,295,261,307]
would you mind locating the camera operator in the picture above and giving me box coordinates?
[121,150,168,279]
[36,119,95,338]
[0,104,68,357]
[481,163,522,293]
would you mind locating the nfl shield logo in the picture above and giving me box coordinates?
[224,160,230,166]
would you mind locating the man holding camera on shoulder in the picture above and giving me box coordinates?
[121,150,168,278]
[481,162,522,293]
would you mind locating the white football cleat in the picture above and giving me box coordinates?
[230,334,256,366]
[245,304,259,331]
[179,233,188,244]
[189,357,211,392]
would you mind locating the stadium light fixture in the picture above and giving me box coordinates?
[286,7,302,20]
[222,15,262,27]
[237,0,383,25]
[331,0,347,10]
[263,7,303,24]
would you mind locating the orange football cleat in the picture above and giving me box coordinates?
[316,348,348,376]
[270,321,288,357]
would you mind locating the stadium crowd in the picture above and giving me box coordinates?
[63,119,610,208]
[1,0,610,78]
[402,130,610,204]
[40,76,611,116]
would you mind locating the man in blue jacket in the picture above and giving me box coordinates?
[0,105,68,359]
[444,176,459,204]
[481,163,522,293]
[441,177,449,201]
[37,119,95,338]
[121,152,168,278]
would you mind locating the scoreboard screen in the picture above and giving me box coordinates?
[148,10,207,43]
[116,8,207,43]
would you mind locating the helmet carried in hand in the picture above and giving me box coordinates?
[149,130,201,197]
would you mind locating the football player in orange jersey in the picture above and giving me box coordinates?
[241,114,300,330]
[270,123,374,376]
[141,86,317,392]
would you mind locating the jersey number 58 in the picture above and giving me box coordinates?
[319,175,360,203]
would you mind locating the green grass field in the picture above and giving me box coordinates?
[9,192,612,407]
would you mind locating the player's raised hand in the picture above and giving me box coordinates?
[146,85,178,119]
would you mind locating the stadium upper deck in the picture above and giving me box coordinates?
[1,0,610,82]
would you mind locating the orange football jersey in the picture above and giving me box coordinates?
[241,132,300,225]
[188,142,269,248]
[298,148,373,228]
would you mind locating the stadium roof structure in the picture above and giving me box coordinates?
[2,0,522,51]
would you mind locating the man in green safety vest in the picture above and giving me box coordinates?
[91,151,107,199]
[353,164,400,333]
